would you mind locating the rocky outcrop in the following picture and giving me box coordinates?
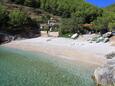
[90,32,112,43]
[0,33,12,44]
[93,53,115,86]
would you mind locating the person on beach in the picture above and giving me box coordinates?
[47,26,51,36]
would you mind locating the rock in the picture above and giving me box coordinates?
[106,52,115,59]
[90,41,93,43]
[103,38,109,43]
[71,33,79,39]
[90,33,111,43]
[103,32,112,38]
[68,35,71,37]
[92,36,100,41]
[0,33,12,44]
[93,57,115,86]
[96,37,104,43]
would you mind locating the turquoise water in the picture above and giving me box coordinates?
[0,47,95,86]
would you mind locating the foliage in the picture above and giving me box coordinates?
[108,23,115,31]
[9,10,27,27]
[59,11,92,36]
[11,0,99,18]
[59,18,72,36]
[10,0,105,36]
[4,0,115,36]
[105,4,115,12]
[24,0,34,7]
[91,12,115,32]
[41,14,51,23]
[0,4,40,37]
[0,4,8,25]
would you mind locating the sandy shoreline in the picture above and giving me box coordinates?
[2,37,115,66]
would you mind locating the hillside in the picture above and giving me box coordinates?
[105,4,115,12]
[0,0,115,37]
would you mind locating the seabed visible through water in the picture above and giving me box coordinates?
[0,46,95,86]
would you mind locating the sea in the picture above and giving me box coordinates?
[0,46,95,86]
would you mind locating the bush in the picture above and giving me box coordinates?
[59,15,84,36]
[41,15,51,23]
[0,4,8,25]
[24,0,34,7]
[59,18,73,36]
[9,10,27,27]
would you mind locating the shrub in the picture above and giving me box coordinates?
[59,18,73,36]
[41,15,51,23]
[9,10,27,27]
[24,0,34,7]
[0,4,8,25]
[59,15,84,36]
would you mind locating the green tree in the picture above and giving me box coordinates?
[91,12,115,32]
[108,23,115,31]
[59,14,84,36]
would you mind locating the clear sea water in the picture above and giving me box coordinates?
[0,46,95,86]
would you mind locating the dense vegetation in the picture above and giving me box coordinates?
[0,3,40,38]
[1,0,115,36]
[91,6,115,34]
[10,0,102,35]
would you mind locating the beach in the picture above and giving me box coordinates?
[2,36,115,66]
[1,36,115,86]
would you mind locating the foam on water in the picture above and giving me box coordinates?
[0,46,95,86]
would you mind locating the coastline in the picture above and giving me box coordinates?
[2,37,115,66]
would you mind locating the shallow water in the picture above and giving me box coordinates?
[0,46,95,86]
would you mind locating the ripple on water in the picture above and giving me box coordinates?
[0,47,95,86]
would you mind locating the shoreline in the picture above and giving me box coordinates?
[2,37,115,67]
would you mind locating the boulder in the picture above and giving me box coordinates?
[96,37,104,43]
[91,36,100,41]
[106,52,115,59]
[103,38,109,43]
[71,33,79,39]
[0,33,12,44]
[93,57,115,86]
[103,32,112,38]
